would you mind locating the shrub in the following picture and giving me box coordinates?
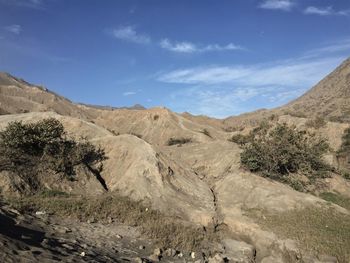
[305,117,327,129]
[337,127,350,178]
[200,129,212,138]
[240,123,331,186]
[229,134,250,145]
[0,118,106,193]
[167,137,192,146]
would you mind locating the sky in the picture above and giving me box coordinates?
[0,0,349,118]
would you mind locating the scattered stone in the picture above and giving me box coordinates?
[139,245,145,250]
[153,248,162,256]
[80,251,86,257]
[107,217,113,224]
[41,238,50,246]
[87,217,96,224]
[191,252,196,259]
[164,248,177,257]
[208,254,227,263]
[116,234,123,239]
[55,226,72,234]
[134,257,143,263]
[178,252,183,258]
[35,211,46,216]
[149,254,160,262]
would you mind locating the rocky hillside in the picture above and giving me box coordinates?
[220,57,350,129]
[282,58,350,122]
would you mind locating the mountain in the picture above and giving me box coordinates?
[0,59,350,262]
[281,57,350,122]
[221,57,350,128]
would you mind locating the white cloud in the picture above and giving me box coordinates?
[4,24,22,34]
[123,91,136,96]
[160,38,244,53]
[259,0,294,11]
[304,6,350,16]
[112,26,150,44]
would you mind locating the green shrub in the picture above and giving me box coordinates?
[240,123,331,186]
[167,137,192,146]
[0,118,106,193]
[229,134,251,145]
[337,127,350,177]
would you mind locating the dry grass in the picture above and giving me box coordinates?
[245,207,350,263]
[7,192,221,253]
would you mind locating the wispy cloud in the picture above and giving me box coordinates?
[160,39,244,53]
[158,57,343,87]
[159,39,349,117]
[111,26,151,44]
[304,6,350,16]
[4,24,22,35]
[304,38,350,58]
[0,0,45,9]
[259,0,294,11]
[123,91,136,96]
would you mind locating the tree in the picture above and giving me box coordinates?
[0,118,107,193]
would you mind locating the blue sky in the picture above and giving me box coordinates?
[0,0,349,118]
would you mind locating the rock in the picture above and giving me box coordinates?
[164,248,177,257]
[153,248,162,256]
[191,252,196,259]
[148,254,160,262]
[41,238,50,246]
[80,251,86,257]
[116,234,123,239]
[35,211,46,216]
[55,226,72,234]
[178,252,183,258]
[208,254,227,263]
[107,217,114,224]
[87,217,96,224]
[222,239,255,262]
[134,257,143,263]
[139,245,145,250]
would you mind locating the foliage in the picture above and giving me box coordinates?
[0,118,106,193]
[167,137,192,146]
[239,123,331,185]
[229,134,251,145]
[337,127,350,178]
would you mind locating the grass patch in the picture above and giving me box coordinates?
[6,193,222,253]
[319,192,350,211]
[245,207,350,263]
